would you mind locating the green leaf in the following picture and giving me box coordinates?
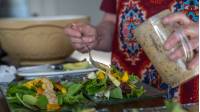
[63,93,85,105]
[7,84,35,97]
[84,79,107,95]
[6,96,19,104]
[57,95,63,105]
[165,100,186,112]
[36,95,48,109]
[22,95,37,105]
[110,87,123,99]
[16,93,37,111]
[111,65,123,76]
[135,86,145,97]
[68,83,82,96]
[129,75,139,82]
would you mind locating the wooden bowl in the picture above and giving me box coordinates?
[0,16,90,65]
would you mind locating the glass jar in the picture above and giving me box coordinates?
[135,10,198,87]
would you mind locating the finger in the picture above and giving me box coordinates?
[75,24,96,37]
[164,32,180,50]
[70,37,82,43]
[162,13,192,25]
[64,28,81,37]
[187,54,199,69]
[168,38,198,60]
[82,36,95,43]
[168,47,184,61]
[164,24,199,50]
[182,24,199,39]
[189,38,199,50]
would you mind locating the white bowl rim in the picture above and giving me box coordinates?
[0,15,89,21]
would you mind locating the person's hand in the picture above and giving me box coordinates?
[64,23,98,53]
[162,13,199,69]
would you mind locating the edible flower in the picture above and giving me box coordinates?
[24,79,42,89]
[47,104,60,111]
[97,70,105,80]
[55,84,67,94]
[121,71,129,83]
[36,88,44,95]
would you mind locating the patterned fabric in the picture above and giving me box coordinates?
[100,0,199,104]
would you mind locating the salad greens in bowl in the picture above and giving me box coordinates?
[82,66,145,104]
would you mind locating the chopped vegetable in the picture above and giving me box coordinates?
[63,61,90,70]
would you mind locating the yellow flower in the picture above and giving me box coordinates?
[61,88,67,94]
[24,79,41,89]
[97,70,105,80]
[55,84,67,94]
[121,71,129,83]
[36,88,44,94]
[47,104,60,111]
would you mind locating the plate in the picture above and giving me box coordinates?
[83,82,165,105]
[17,64,98,79]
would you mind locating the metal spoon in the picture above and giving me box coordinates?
[80,37,110,71]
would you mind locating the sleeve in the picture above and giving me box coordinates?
[100,0,116,14]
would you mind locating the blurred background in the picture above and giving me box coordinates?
[0,0,111,65]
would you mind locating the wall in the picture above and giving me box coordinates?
[29,0,103,25]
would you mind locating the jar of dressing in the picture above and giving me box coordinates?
[135,9,199,87]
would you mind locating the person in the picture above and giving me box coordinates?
[65,0,199,104]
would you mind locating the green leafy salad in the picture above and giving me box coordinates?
[6,78,85,111]
[83,66,145,100]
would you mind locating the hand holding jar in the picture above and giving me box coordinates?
[163,13,199,69]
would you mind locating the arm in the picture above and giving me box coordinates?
[94,13,116,51]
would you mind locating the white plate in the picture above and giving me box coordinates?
[17,65,98,78]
